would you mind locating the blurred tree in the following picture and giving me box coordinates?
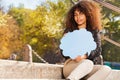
[8,0,70,63]
[101,0,120,62]
[0,11,23,58]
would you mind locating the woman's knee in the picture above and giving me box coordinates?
[81,59,94,72]
[83,59,94,67]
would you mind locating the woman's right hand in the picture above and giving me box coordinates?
[74,54,87,62]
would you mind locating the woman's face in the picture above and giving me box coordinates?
[74,10,86,27]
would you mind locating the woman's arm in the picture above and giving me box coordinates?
[88,30,102,60]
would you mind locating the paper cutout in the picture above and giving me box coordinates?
[59,28,96,59]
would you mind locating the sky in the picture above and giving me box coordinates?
[0,0,56,12]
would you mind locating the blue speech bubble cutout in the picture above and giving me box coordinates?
[59,28,97,59]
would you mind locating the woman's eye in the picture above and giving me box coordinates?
[74,14,77,16]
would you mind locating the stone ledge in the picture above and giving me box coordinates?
[105,70,120,80]
[0,59,120,80]
[0,59,63,79]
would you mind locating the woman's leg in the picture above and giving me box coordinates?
[63,59,83,78]
[87,65,111,80]
[63,59,94,80]
[83,65,102,79]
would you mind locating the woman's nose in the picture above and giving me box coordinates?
[77,15,79,18]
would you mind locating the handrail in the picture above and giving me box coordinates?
[93,0,120,14]
[101,35,120,48]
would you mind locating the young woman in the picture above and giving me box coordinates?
[61,0,111,80]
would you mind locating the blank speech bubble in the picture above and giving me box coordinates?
[59,28,96,59]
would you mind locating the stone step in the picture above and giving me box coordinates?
[105,70,120,80]
[0,59,120,80]
[0,59,63,79]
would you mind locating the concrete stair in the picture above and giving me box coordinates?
[0,59,63,79]
[105,70,120,80]
[0,59,120,80]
